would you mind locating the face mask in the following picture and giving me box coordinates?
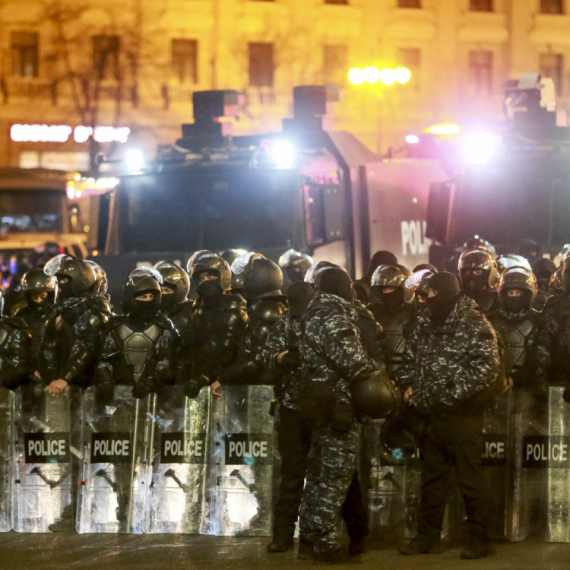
[537,278,550,292]
[132,298,159,321]
[502,295,529,314]
[380,288,405,311]
[426,294,457,323]
[58,280,74,300]
[161,293,178,312]
[198,279,223,303]
[460,270,489,297]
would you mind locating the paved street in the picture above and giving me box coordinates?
[0,534,568,570]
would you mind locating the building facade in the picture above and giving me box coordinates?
[0,0,569,170]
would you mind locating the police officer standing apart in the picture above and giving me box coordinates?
[397,272,500,559]
[298,268,377,564]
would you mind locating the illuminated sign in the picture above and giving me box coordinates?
[11,124,131,144]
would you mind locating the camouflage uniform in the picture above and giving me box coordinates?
[397,296,500,544]
[298,292,375,555]
[533,291,570,386]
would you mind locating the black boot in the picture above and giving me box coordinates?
[313,547,353,565]
[460,537,489,560]
[399,535,444,555]
[297,540,313,560]
[348,528,370,556]
[267,536,293,553]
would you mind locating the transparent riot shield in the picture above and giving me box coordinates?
[0,388,14,532]
[507,386,570,542]
[13,385,74,532]
[208,385,275,536]
[365,419,421,539]
[77,386,154,534]
[147,386,210,533]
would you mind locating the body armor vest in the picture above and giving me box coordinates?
[116,323,162,382]
[371,304,414,368]
[491,316,535,374]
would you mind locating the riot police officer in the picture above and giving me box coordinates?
[86,260,109,297]
[490,267,540,393]
[298,267,378,564]
[458,248,501,317]
[533,258,557,311]
[368,264,415,375]
[153,261,192,331]
[43,255,111,394]
[186,250,215,302]
[0,288,29,390]
[534,251,570,395]
[179,252,247,397]
[17,268,59,386]
[354,250,399,304]
[278,248,313,291]
[406,268,436,314]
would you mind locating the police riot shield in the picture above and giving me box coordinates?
[365,419,421,539]
[147,386,210,533]
[77,386,154,534]
[208,385,275,536]
[506,386,570,542]
[0,388,14,532]
[13,385,74,532]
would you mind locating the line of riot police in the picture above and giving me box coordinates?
[0,240,567,561]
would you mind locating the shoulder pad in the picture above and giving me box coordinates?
[253,301,283,323]
[222,293,247,312]
[105,315,127,330]
[86,293,112,315]
[465,308,483,323]
[152,313,176,331]
[2,316,28,330]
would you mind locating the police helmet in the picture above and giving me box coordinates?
[498,266,538,300]
[191,252,232,291]
[377,414,417,466]
[123,272,162,316]
[243,258,283,300]
[458,248,499,289]
[129,266,164,285]
[304,261,342,286]
[351,369,399,420]
[21,267,59,304]
[153,261,190,303]
[219,249,248,267]
[44,254,97,297]
[405,269,435,298]
[278,249,314,274]
[371,264,412,289]
[230,252,266,290]
[496,254,532,274]
[463,236,496,256]
[186,250,215,275]
[86,260,108,294]
[552,267,564,291]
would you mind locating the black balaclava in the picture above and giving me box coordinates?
[26,292,55,315]
[500,289,531,314]
[533,258,556,292]
[318,268,355,303]
[460,268,490,298]
[287,282,315,318]
[131,292,160,323]
[161,284,178,312]
[365,251,398,279]
[427,272,460,323]
[197,271,224,306]
[58,278,74,300]
[379,287,405,311]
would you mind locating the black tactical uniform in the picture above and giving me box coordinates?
[94,272,177,526]
[16,268,59,386]
[533,258,556,311]
[153,261,193,332]
[0,289,29,390]
[354,250,398,304]
[489,267,539,391]
[397,273,501,559]
[534,252,570,394]
[458,248,501,318]
[368,264,415,376]
[179,253,248,395]
[298,269,377,564]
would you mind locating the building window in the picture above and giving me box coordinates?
[469,0,493,11]
[248,42,274,87]
[469,50,493,95]
[11,32,38,78]
[93,35,120,80]
[398,47,421,90]
[172,39,198,84]
[540,53,564,95]
[325,0,349,4]
[398,0,421,7]
[323,45,348,86]
[540,0,564,14]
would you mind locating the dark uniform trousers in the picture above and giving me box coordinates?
[418,412,489,542]
[274,407,368,544]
